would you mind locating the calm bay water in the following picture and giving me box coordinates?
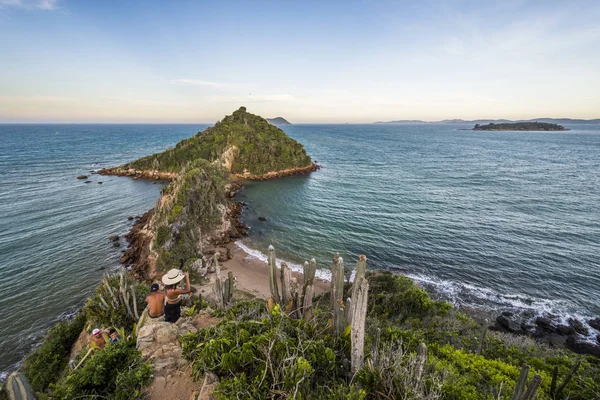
[1,122,599,378]
[238,124,600,336]
[0,124,207,378]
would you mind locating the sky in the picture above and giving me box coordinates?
[0,0,599,123]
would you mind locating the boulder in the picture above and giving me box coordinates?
[77,175,88,179]
[127,216,134,220]
[192,258,207,277]
[84,180,91,183]
[156,324,179,344]
[258,216,267,221]
[568,318,589,335]
[565,335,600,357]
[113,242,120,248]
[4,372,38,400]
[543,333,567,347]
[496,314,525,333]
[589,318,600,331]
[108,235,119,242]
[98,181,103,184]
[556,325,576,336]
[535,317,554,330]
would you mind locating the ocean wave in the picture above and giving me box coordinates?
[405,272,599,341]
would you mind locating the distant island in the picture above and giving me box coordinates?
[266,117,291,126]
[375,117,600,124]
[473,122,568,131]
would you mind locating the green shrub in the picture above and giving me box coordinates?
[51,341,152,400]
[85,274,148,331]
[125,107,312,175]
[21,312,86,393]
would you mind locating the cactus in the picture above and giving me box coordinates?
[350,276,369,374]
[130,286,139,319]
[332,256,346,335]
[301,259,316,314]
[214,253,224,309]
[223,271,234,305]
[280,262,292,307]
[303,284,314,322]
[511,364,542,400]
[268,245,281,304]
[330,253,340,310]
[413,343,428,390]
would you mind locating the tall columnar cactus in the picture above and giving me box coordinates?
[303,284,314,322]
[280,262,292,307]
[301,259,316,313]
[332,256,346,335]
[223,271,234,305]
[350,277,369,374]
[214,252,224,309]
[268,245,281,304]
[349,255,367,321]
[330,253,340,310]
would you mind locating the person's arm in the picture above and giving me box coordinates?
[174,272,191,294]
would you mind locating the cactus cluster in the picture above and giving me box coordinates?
[97,272,140,320]
[267,245,303,317]
[214,253,233,308]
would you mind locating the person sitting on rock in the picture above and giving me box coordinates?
[145,283,165,319]
[90,328,106,350]
[162,269,190,323]
[108,328,120,344]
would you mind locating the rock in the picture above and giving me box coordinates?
[156,324,179,344]
[4,372,38,400]
[108,235,119,242]
[565,335,600,357]
[496,314,525,333]
[84,180,91,183]
[597,335,600,345]
[258,216,267,221]
[568,318,589,335]
[113,242,120,248]
[127,216,134,220]
[153,357,178,372]
[98,181,103,184]
[535,317,554,330]
[77,175,88,179]
[192,259,207,277]
[543,333,567,347]
[556,325,576,336]
[588,318,600,330]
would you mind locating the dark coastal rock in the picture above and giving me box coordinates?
[77,175,88,179]
[496,314,525,333]
[589,318,600,331]
[98,181,103,184]
[568,318,589,335]
[556,325,576,336]
[127,216,134,220]
[113,242,120,248]
[108,235,119,242]
[565,335,600,357]
[84,180,91,183]
[597,335,600,345]
[542,333,567,347]
[258,216,267,221]
[535,317,554,329]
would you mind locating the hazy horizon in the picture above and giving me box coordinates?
[1,0,599,123]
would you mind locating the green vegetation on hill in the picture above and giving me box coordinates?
[125,107,311,175]
[152,159,228,274]
[473,122,568,131]
[182,272,599,399]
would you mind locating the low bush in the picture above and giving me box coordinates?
[51,340,152,400]
[21,312,86,393]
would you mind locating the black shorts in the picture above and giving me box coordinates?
[164,301,181,323]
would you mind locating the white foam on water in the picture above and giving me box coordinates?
[406,272,599,341]
[235,241,334,282]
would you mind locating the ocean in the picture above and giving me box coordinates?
[1,122,599,378]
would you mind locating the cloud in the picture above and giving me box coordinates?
[0,0,57,10]
[169,79,252,90]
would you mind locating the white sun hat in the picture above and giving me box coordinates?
[161,269,185,285]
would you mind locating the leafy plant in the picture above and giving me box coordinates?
[21,312,86,393]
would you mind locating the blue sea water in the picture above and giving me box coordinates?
[1,122,599,378]
[0,124,207,378]
[237,124,600,334]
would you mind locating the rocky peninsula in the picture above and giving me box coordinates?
[5,107,599,400]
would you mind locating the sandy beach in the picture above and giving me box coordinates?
[194,241,330,302]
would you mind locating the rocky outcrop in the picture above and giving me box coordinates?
[233,162,320,180]
[98,167,176,181]
[119,210,158,279]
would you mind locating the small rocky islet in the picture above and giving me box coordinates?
[473,122,569,131]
